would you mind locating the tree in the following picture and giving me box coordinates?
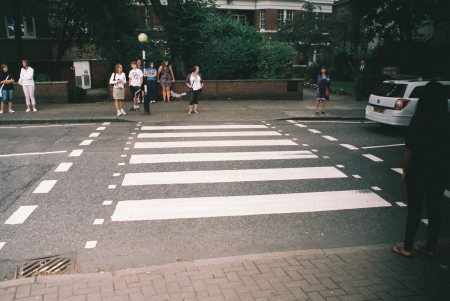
[274,2,329,63]
[253,42,297,79]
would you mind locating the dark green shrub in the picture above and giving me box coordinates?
[68,86,87,102]
[252,42,297,79]
[34,74,50,82]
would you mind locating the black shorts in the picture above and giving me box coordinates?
[189,90,200,105]
[130,86,141,98]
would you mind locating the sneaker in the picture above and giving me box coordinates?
[9,109,15,113]
[33,108,37,112]
[188,111,192,115]
[117,111,122,116]
[26,108,31,112]
[194,110,198,114]
[121,109,127,115]
[0,110,3,114]
[130,107,136,111]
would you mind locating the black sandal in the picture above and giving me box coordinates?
[315,112,319,115]
[322,111,325,115]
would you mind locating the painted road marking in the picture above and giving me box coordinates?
[89,133,100,138]
[336,165,345,168]
[33,180,57,193]
[295,124,307,128]
[353,175,361,178]
[392,168,402,174]
[363,154,384,162]
[118,163,125,166]
[85,241,97,248]
[130,151,318,164]
[5,206,38,224]
[137,131,282,138]
[444,190,450,199]
[108,185,116,189]
[102,122,111,125]
[22,124,93,128]
[134,140,298,149]
[69,149,83,157]
[111,190,391,221]
[308,129,321,133]
[322,135,338,141]
[0,242,5,250]
[94,219,104,225]
[396,202,407,207]
[0,151,67,158]
[113,173,120,177]
[361,143,404,149]
[96,127,106,131]
[340,144,359,150]
[141,125,268,131]
[103,201,113,205]
[55,162,73,172]
[422,219,428,225]
[80,140,93,146]
[371,186,381,191]
[122,167,347,186]
[286,120,297,123]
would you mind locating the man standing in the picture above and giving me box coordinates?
[128,61,143,111]
[355,59,367,101]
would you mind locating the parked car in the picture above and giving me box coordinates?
[365,79,450,126]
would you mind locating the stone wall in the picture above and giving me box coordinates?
[12,82,68,103]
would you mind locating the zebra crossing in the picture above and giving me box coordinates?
[112,122,392,222]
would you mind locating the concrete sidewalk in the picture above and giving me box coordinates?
[0,242,449,301]
[0,89,367,124]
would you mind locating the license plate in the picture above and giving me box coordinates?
[373,107,385,114]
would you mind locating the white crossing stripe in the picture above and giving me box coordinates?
[363,154,384,162]
[89,133,100,137]
[122,167,347,186]
[286,120,297,123]
[308,129,321,133]
[392,168,402,174]
[444,190,450,199]
[33,180,57,193]
[85,241,97,248]
[5,206,38,224]
[0,242,5,250]
[80,140,93,145]
[103,201,113,205]
[96,127,106,131]
[111,190,391,221]
[353,175,361,178]
[130,151,318,164]
[69,149,83,157]
[396,202,407,207]
[137,131,282,138]
[341,144,359,150]
[141,125,268,131]
[135,140,297,149]
[93,219,104,225]
[295,124,307,128]
[371,186,381,191]
[55,162,73,172]
[322,135,338,141]
[102,122,111,125]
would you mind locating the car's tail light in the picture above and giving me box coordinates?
[395,99,411,110]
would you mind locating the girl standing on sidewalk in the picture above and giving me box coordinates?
[20,59,37,112]
[110,63,127,116]
[0,64,15,114]
[315,66,330,115]
[158,60,175,103]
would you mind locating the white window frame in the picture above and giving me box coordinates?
[231,14,247,26]
[260,10,265,29]
[277,10,293,26]
[5,16,36,38]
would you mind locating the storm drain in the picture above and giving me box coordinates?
[16,252,79,278]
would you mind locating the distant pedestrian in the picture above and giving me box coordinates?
[355,59,367,101]
[185,66,203,115]
[128,61,143,111]
[109,63,127,116]
[0,64,15,114]
[145,61,157,103]
[391,81,450,259]
[158,60,175,103]
[20,59,37,112]
[136,59,145,104]
[315,66,330,115]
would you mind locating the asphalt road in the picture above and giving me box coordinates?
[0,120,449,280]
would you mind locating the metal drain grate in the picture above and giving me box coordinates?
[16,252,79,278]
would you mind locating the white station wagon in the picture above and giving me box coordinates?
[365,79,450,126]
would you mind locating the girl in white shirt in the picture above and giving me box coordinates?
[109,63,127,116]
[20,59,37,112]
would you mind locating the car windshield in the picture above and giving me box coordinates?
[373,83,407,97]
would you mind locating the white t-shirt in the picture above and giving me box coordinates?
[109,72,127,88]
[128,69,143,86]
[189,74,202,91]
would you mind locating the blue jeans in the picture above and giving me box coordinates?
[147,80,156,101]
[1,90,14,103]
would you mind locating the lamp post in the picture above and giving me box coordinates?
[138,33,150,115]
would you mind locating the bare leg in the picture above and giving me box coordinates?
[315,99,320,113]
[119,100,125,111]
[162,87,167,103]
[322,101,325,113]
[166,87,171,103]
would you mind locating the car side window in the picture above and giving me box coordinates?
[409,86,424,98]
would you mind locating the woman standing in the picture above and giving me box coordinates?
[145,61,157,103]
[391,81,450,258]
[185,66,203,115]
[157,60,175,103]
[109,63,128,116]
[315,66,330,115]
[0,64,15,114]
[20,59,37,112]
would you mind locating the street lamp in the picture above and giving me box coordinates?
[138,33,150,115]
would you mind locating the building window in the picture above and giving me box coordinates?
[277,10,293,26]
[309,47,323,64]
[232,14,247,26]
[260,10,265,29]
[5,16,36,38]
[145,6,151,28]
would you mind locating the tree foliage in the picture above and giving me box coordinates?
[253,42,297,79]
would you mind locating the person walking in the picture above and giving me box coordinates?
[315,66,330,115]
[128,61,143,111]
[355,59,367,101]
[158,60,175,103]
[391,81,450,258]
[109,63,128,116]
[0,64,15,114]
[145,61,157,104]
[185,66,203,115]
[20,59,37,112]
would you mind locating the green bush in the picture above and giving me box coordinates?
[68,86,87,102]
[252,42,297,79]
[34,74,50,82]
